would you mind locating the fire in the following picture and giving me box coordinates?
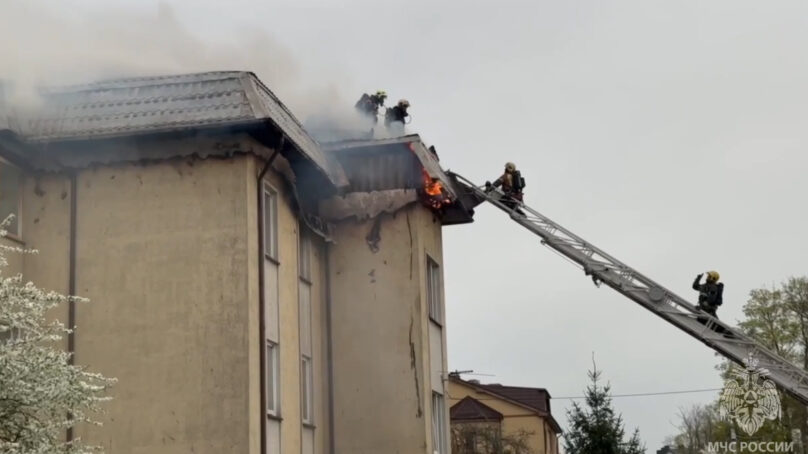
[423,169,444,196]
[421,168,451,210]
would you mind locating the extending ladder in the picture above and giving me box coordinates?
[449,172,808,405]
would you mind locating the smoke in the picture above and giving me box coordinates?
[0,1,345,121]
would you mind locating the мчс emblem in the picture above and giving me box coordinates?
[719,353,781,435]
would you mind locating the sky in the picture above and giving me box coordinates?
[4,0,808,450]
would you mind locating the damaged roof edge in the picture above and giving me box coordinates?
[244,73,349,189]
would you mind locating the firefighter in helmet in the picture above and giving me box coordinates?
[485,162,526,215]
[384,99,410,128]
[693,270,724,317]
[355,90,387,123]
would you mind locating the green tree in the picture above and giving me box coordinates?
[665,277,808,453]
[564,364,646,454]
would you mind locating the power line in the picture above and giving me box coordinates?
[552,388,722,400]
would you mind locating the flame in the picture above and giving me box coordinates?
[421,168,451,209]
[422,169,444,196]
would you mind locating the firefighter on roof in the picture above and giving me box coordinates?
[485,162,526,215]
[355,90,387,123]
[693,270,724,317]
[384,99,410,128]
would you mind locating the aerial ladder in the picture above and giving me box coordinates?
[449,172,808,406]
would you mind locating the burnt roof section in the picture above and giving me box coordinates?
[450,376,562,434]
[324,134,475,225]
[14,71,347,187]
[450,396,503,422]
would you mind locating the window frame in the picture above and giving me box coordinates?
[301,355,314,425]
[431,392,447,454]
[266,340,280,417]
[298,225,312,283]
[0,159,23,241]
[426,256,442,325]
[263,183,279,262]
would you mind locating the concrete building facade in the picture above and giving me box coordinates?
[0,72,476,454]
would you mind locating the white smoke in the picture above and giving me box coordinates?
[0,1,343,120]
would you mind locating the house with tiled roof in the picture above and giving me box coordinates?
[0,71,475,454]
[449,374,562,454]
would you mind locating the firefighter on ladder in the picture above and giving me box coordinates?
[485,162,525,215]
[693,270,724,317]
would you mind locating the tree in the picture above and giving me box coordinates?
[665,277,808,454]
[451,424,534,454]
[564,363,646,454]
[0,222,114,453]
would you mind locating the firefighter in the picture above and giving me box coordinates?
[485,162,526,215]
[355,90,387,123]
[384,99,410,128]
[693,270,724,317]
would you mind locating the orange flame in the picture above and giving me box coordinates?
[422,169,444,196]
[421,168,451,209]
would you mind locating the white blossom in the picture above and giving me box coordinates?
[0,217,115,453]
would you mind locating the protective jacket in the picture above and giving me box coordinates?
[693,274,724,312]
[385,105,409,126]
[492,170,525,197]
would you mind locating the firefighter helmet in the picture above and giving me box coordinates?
[706,271,720,282]
[505,162,516,172]
[375,90,387,100]
[398,99,410,108]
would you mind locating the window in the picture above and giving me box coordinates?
[0,161,22,238]
[266,341,279,416]
[299,262,314,426]
[263,184,278,260]
[431,392,447,454]
[298,225,311,281]
[301,356,313,424]
[427,256,442,324]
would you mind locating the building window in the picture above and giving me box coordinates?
[432,392,446,454]
[298,225,311,282]
[427,256,442,324]
[0,160,22,239]
[301,355,313,424]
[299,263,314,426]
[263,184,278,260]
[266,341,279,416]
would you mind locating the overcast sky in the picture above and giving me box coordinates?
[4,0,808,450]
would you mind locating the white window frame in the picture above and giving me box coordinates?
[427,256,442,325]
[431,392,447,454]
[0,159,23,240]
[301,355,313,425]
[266,340,280,416]
[263,184,278,261]
[298,225,312,282]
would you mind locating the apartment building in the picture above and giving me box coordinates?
[0,71,476,454]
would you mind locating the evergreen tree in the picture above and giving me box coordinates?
[564,364,646,454]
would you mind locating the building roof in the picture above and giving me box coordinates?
[450,376,563,434]
[476,383,551,414]
[324,134,475,225]
[13,71,347,187]
[450,396,504,422]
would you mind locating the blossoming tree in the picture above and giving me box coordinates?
[0,221,114,453]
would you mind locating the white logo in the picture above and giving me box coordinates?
[719,353,781,436]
